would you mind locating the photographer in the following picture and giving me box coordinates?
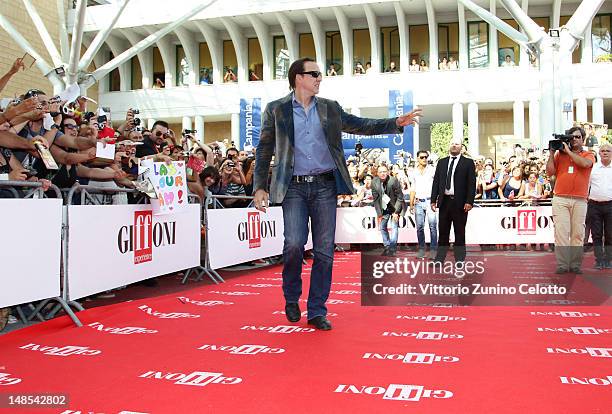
[219,157,247,207]
[546,127,595,274]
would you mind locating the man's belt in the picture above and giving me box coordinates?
[588,199,612,205]
[417,197,430,202]
[292,170,335,183]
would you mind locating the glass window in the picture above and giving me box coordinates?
[223,40,238,82]
[247,38,263,81]
[498,19,519,66]
[152,47,165,88]
[353,28,371,74]
[326,31,343,75]
[299,33,315,59]
[380,26,400,72]
[468,21,489,68]
[109,52,120,92]
[273,36,289,80]
[409,25,429,69]
[592,14,611,62]
[438,23,459,70]
[131,56,142,90]
[199,43,213,85]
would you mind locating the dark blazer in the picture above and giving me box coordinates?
[371,176,403,217]
[253,93,403,204]
[431,155,477,207]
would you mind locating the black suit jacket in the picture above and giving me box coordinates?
[431,155,476,207]
[371,176,403,217]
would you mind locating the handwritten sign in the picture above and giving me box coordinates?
[141,160,188,215]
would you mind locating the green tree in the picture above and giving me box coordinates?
[430,122,469,159]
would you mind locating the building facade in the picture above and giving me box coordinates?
[8,0,612,159]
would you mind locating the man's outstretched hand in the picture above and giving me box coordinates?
[396,108,423,128]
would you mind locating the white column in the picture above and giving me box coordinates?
[528,99,540,144]
[519,0,529,69]
[513,100,525,139]
[412,123,420,156]
[575,97,588,122]
[182,116,192,135]
[147,118,156,130]
[581,23,593,64]
[231,113,240,148]
[452,103,464,142]
[592,98,604,124]
[489,0,498,68]
[195,115,205,144]
[425,0,438,71]
[458,2,468,71]
[468,103,479,156]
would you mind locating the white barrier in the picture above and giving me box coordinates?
[335,206,554,244]
[66,204,201,300]
[207,207,313,270]
[0,199,62,308]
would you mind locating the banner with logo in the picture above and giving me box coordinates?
[239,98,261,150]
[67,204,201,300]
[141,160,189,215]
[388,90,414,162]
[207,207,312,269]
[335,206,554,244]
[0,199,62,307]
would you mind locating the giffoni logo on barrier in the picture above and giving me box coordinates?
[499,209,553,235]
[237,211,277,249]
[117,210,177,264]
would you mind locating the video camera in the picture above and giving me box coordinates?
[549,133,573,151]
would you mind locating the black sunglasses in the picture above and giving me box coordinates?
[419,156,428,159]
[299,71,322,78]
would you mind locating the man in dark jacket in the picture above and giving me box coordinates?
[372,164,404,256]
[252,57,421,330]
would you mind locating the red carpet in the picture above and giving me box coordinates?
[0,251,610,413]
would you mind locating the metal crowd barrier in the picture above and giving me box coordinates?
[0,181,81,327]
[473,198,553,207]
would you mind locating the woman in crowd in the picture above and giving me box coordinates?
[498,166,525,201]
[419,59,429,71]
[409,59,420,71]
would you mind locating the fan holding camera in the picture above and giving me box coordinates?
[545,126,595,274]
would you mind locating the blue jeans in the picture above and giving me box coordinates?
[380,214,399,249]
[281,179,337,319]
[415,199,438,249]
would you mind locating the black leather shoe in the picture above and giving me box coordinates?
[307,316,332,331]
[285,302,301,323]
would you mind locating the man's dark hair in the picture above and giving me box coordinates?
[416,150,429,158]
[152,120,169,130]
[288,57,316,91]
[226,147,238,156]
[199,165,220,184]
[567,126,586,139]
[24,89,46,99]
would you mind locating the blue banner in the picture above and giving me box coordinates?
[388,90,414,162]
[239,98,261,149]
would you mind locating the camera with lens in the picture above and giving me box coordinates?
[182,129,197,136]
[131,108,140,115]
[227,161,235,168]
[355,142,363,155]
[549,133,573,151]
[97,114,107,126]
[133,117,141,127]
